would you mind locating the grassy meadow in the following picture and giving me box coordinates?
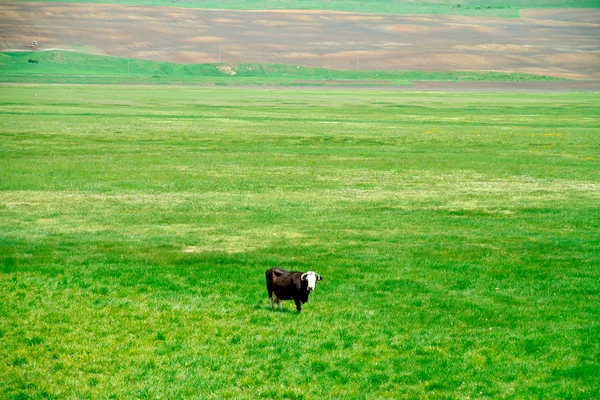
[1,85,599,399]
[1,51,565,87]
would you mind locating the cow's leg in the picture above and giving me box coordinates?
[270,294,281,311]
[293,298,302,312]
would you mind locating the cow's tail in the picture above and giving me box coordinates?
[265,269,273,297]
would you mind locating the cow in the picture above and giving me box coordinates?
[265,268,322,312]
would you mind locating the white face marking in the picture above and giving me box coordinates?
[304,272,318,291]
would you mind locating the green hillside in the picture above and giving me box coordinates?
[1,51,566,87]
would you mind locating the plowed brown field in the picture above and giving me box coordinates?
[1,2,599,79]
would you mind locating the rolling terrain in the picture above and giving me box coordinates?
[1,2,599,79]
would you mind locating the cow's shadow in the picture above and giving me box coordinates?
[260,305,301,314]
[252,301,302,314]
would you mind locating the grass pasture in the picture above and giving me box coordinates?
[1,85,599,399]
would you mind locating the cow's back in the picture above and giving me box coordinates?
[266,268,301,300]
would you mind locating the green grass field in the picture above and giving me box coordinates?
[1,85,599,399]
[9,0,600,17]
[1,51,565,87]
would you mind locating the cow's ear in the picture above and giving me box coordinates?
[317,274,322,281]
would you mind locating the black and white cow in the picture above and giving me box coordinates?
[265,268,322,312]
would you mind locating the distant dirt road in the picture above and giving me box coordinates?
[1,2,599,79]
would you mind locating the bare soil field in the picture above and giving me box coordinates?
[1,2,599,79]
[291,80,600,92]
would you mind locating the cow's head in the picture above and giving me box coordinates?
[301,271,322,291]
